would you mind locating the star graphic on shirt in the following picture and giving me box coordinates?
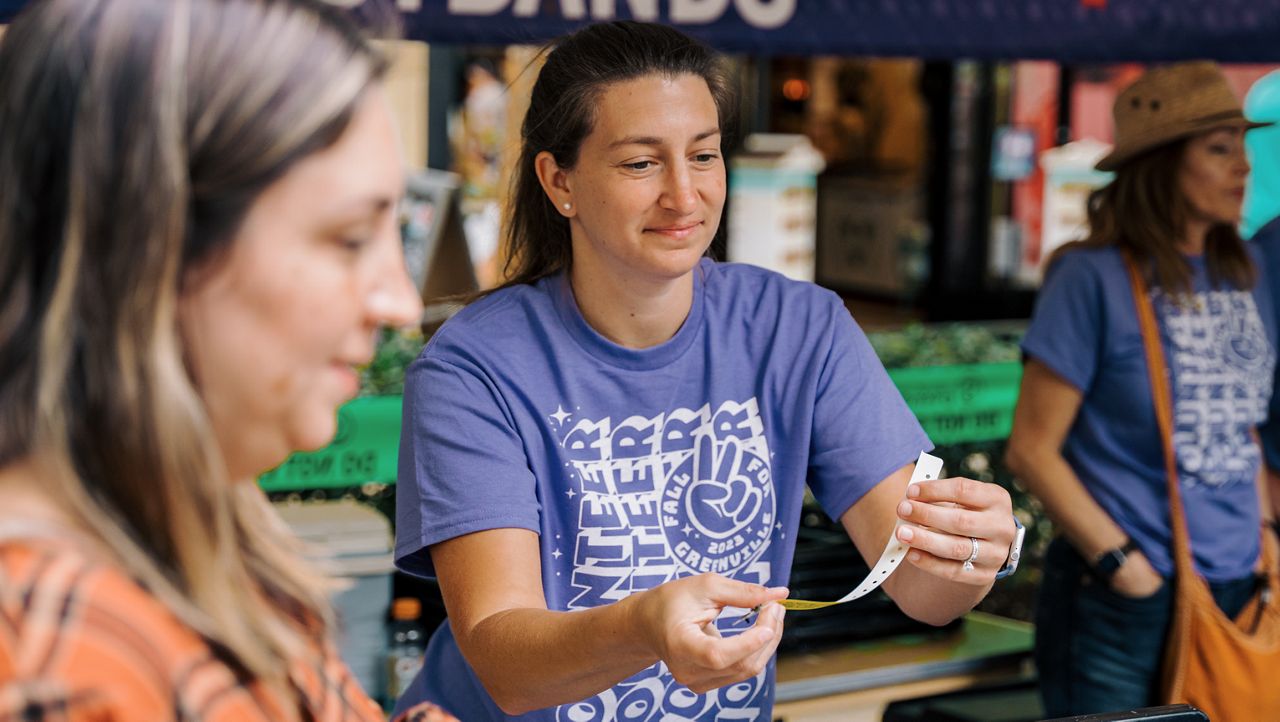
[550,405,571,425]
[552,548,562,560]
[682,524,693,536]
[775,522,783,531]
[566,488,576,499]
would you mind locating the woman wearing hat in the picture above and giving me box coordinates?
[1006,61,1278,716]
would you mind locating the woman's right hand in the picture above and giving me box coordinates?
[1109,550,1164,598]
[631,573,788,694]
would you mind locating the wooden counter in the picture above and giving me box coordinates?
[773,612,1034,722]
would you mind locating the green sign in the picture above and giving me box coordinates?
[257,395,404,492]
[887,362,1023,445]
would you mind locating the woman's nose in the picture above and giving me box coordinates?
[662,167,698,214]
[368,239,424,329]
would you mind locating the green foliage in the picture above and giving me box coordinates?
[867,321,1024,368]
[359,327,426,397]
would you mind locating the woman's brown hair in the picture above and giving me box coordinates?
[1048,139,1256,295]
[0,0,386,713]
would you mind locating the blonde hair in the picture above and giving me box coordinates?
[0,0,387,710]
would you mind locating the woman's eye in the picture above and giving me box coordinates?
[623,160,654,171]
[339,236,370,253]
[693,153,720,164]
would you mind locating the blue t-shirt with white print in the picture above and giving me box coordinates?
[1022,245,1276,582]
[393,258,931,721]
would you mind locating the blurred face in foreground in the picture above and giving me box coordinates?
[181,86,422,480]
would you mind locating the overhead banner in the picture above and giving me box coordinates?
[402,0,1280,62]
[5,1,1280,62]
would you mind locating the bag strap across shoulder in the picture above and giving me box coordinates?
[1122,252,1197,576]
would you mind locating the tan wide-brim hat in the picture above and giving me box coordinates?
[1095,61,1272,172]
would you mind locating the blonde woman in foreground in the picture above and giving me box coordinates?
[0,1,455,720]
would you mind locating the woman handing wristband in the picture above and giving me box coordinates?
[392,21,1016,721]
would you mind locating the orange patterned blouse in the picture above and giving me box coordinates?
[0,530,456,722]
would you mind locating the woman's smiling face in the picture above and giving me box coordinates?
[553,73,726,285]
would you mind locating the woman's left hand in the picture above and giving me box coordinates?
[893,476,1016,585]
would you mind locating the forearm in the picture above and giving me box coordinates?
[1007,444,1125,560]
[435,529,787,714]
[461,594,657,715]
[882,561,990,626]
[1265,467,1280,522]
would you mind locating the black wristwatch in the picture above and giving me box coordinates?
[1091,538,1140,582]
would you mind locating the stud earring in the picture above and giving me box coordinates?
[563,202,572,210]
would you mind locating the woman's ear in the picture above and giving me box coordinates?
[534,151,575,217]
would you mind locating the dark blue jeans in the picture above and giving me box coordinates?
[1035,537,1257,717]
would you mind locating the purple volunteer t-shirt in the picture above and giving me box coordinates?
[393,258,931,721]
[1023,246,1276,582]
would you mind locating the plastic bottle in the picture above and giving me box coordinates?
[385,597,426,703]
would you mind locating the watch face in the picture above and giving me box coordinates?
[996,520,1028,579]
[1096,548,1127,576]
[1010,523,1026,563]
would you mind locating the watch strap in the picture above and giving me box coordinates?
[1091,538,1139,581]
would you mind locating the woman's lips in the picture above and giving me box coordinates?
[646,221,702,239]
[331,363,360,397]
